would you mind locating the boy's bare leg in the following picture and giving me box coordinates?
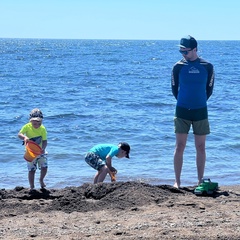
[94,166,108,183]
[40,167,47,188]
[28,170,36,189]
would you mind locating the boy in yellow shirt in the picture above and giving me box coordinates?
[18,108,48,192]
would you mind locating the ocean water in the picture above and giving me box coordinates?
[0,38,239,189]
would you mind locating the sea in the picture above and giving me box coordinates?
[0,38,239,189]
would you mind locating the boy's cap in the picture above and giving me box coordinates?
[178,35,197,49]
[119,142,130,158]
[29,108,43,121]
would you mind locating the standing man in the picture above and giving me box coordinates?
[171,35,214,188]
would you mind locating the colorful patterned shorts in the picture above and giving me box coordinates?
[27,155,48,171]
[85,152,105,170]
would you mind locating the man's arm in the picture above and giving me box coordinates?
[206,63,214,100]
[171,64,181,100]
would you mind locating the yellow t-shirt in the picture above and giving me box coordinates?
[19,122,47,147]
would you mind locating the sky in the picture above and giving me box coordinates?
[0,0,240,40]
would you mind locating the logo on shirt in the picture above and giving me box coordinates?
[189,67,200,74]
[30,136,42,145]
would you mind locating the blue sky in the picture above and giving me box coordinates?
[1,0,240,40]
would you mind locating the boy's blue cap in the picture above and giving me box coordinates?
[119,142,130,158]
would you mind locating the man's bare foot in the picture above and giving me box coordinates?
[173,182,180,189]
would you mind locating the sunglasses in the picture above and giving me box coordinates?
[179,49,192,55]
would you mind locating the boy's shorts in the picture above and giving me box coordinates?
[174,117,210,135]
[85,152,105,170]
[27,155,48,171]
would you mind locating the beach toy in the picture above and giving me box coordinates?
[194,178,218,196]
[24,141,42,162]
[109,171,117,182]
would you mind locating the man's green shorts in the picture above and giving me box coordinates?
[174,117,210,135]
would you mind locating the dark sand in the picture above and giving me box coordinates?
[0,182,239,239]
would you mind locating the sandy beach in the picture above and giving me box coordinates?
[0,182,239,239]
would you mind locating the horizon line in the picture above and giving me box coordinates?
[0,37,239,41]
